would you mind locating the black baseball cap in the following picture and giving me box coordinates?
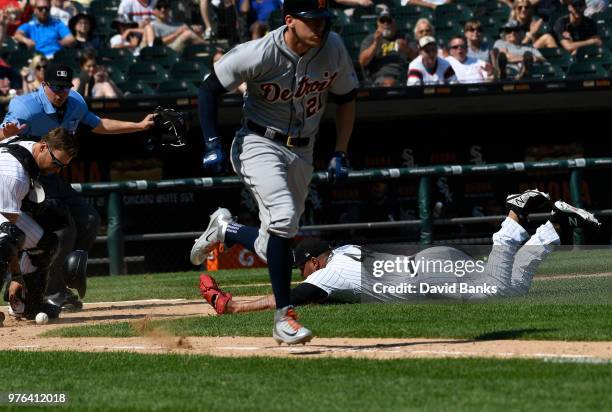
[44,63,73,88]
[293,238,331,268]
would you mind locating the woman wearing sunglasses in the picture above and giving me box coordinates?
[510,0,557,48]
[20,53,48,94]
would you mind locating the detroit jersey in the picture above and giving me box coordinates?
[214,26,359,138]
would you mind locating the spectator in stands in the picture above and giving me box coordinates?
[0,8,8,44]
[464,20,490,62]
[585,0,608,17]
[511,0,558,48]
[0,58,21,100]
[553,0,601,55]
[50,0,74,26]
[20,53,47,93]
[407,36,456,86]
[13,0,75,57]
[359,9,413,87]
[110,16,152,56]
[404,0,453,10]
[0,0,33,37]
[493,20,545,79]
[239,0,281,40]
[118,0,157,23]
[332,0,373,6]
[152,0,206,51]
[200,0,242,45]
[72,51,123,99]
[69,12,103,50]
[409,17,437,56]
[445,36,492,83]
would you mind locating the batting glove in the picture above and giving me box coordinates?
[327,151,349,184]
[202,139,225,174]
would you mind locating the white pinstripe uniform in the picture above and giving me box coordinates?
[304,218,560,302]
[0,141,44,275]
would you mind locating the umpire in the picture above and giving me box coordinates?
[0,63,155,309]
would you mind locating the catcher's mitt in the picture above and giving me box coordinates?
[149,106,187,148]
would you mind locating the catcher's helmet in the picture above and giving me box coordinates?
[283,0,335,19]
[64,250,88,299]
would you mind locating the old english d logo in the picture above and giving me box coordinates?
[318,0,325,9]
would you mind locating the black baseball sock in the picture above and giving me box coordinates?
[266,235,292,309]
[224,222,258,252]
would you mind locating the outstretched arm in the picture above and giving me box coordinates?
[225,283,329,314]
[92,115,155,134]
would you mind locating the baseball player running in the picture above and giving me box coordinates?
[191,0,358,344]
[198,190,601,313]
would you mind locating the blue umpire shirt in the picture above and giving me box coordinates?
[0,87,101,137]
[17,17,72,57]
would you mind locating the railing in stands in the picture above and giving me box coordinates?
[72,157,612,274]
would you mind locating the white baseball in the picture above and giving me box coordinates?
[35,312,49,325]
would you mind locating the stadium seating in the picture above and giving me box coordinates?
[139,46,180,69]
[566,62,608,79]
[527,64,564,80]
[53,48,83,70]
[116,81,155,96]
[6,49,34,69]
[157,80,199,95]
[127,63,170,85]
[574,45,612,68]
[434,4,474,27]
[182,44,216,63]
[539,48,573,72]
[169,61,210,83]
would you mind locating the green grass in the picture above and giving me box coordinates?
[84,268,277,302]
[46,300,612,341]
[0,351,610,412]
[536,248,612,276]
[56,254,612,341]
[85,248,612,302]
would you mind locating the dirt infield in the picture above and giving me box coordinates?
[0,298,610,363]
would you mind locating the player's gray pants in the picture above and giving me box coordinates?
[230,130,314,261]
[414,217,560,299]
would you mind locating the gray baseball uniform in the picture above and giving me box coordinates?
[215,26,358,260]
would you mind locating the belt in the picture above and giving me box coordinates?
[246,120,311,148]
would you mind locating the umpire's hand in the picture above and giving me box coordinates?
[138,114,156,131]
[202,138,225,174]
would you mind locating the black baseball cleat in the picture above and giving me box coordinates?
[506,189,551,220]
[45,289,83,312]
[551,201,601,229]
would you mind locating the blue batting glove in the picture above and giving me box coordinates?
[327,151,349,184]
[202,138,225,174]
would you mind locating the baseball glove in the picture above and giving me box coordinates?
[149,106,187,148]
[199,274,232,315]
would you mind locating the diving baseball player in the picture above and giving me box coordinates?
[198,190,601,313]
[191,0,358,345]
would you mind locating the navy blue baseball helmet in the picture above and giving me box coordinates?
[283,0,336,19]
